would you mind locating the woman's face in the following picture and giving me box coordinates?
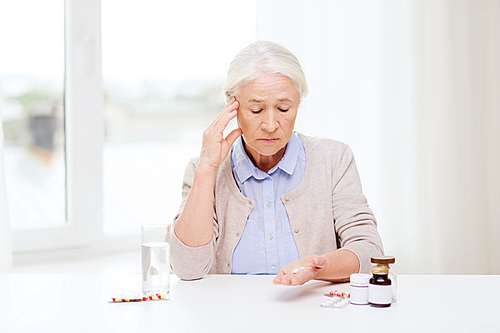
[235,73,299,159]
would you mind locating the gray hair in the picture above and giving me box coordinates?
[223,40,308,103]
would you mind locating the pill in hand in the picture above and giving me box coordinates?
[292,267,306,274]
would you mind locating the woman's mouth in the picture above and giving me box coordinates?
[258,138,279,144]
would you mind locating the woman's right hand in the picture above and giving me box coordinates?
[174,97,242,248]
[199,97,243,171]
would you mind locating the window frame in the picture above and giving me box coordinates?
[12,0,104,253]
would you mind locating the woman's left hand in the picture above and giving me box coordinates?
[273,255,326,286]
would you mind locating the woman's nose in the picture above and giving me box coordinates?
[261,110,279,132]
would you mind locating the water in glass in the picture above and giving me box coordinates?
[142,241,170,296]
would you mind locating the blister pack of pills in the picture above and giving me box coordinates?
[320,290,350,309]
[108,293,169,303]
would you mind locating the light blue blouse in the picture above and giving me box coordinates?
[230,132,306,275]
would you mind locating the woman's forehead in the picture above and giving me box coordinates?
[239,74,299,102]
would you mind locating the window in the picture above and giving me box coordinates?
[101,0,256,235]
[6,0,256,254]
[5,0,103,252]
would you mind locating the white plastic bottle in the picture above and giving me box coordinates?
[350,273,371,305]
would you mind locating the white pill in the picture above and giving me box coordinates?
[292,268,300,274]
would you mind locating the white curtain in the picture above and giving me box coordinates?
[257,0,500,274]
[1,103,13,273]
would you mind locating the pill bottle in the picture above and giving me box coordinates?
[368,256,395,307]
[350,273,371,305]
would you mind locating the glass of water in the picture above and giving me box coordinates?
[141,222,170,298]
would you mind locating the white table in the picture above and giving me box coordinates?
[1,274,499,332]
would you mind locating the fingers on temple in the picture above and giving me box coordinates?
[212,99,238,130]
[221,106,238,127]
[220,97,238,116]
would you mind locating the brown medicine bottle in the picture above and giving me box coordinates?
[368,256,395,307]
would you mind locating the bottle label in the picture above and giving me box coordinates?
[369,284,392,305]
[350,285,369,305]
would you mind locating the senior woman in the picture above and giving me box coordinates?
[170,41,384,285]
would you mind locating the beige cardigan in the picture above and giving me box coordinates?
[170,133,384,280]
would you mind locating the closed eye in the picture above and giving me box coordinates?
[278,108,289,112]
[251,109,263,114]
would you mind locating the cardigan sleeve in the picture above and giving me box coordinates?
[331,145,384,274]
[169,158,218,280]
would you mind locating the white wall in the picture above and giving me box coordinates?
[257,0,500,274]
